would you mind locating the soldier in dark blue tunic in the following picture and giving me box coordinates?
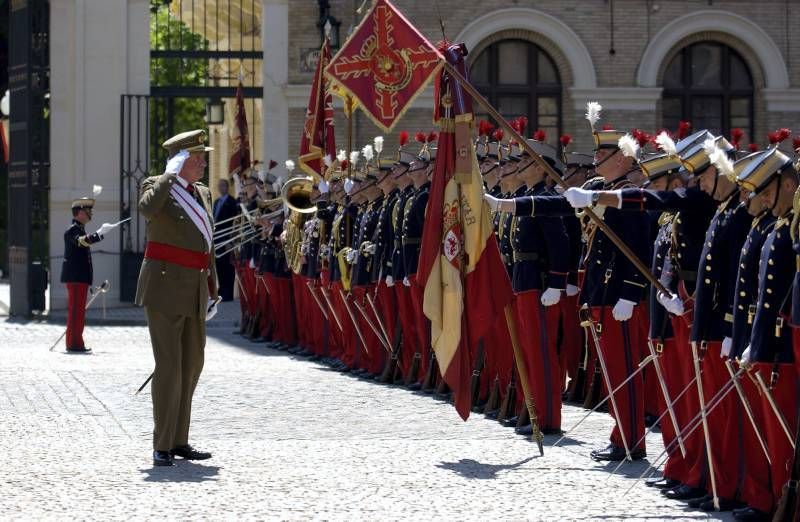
[60,197,111,353]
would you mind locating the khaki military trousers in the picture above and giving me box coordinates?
[145,307,206,451]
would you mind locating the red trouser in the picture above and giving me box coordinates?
[738,369,772,512]
[484,308,515,406]
[270,276,297,345]
[591,306,646,452]
[682,341,740,500]
[65,283,89,349]
[291,274,308,349]
[395,284,418,378]
[376,281,397,352]
[351,285,385,374]
[322,281,344,360]
[332,282,359,368]
[558,295,582,392]
[255,275,273,338]
[513,290,562,430]
[409,274,432,383]
[653,336,693,482]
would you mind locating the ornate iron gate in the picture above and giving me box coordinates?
[118,0,262,301]
[8,0,50,317]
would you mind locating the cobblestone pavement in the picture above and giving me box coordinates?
[0,320,730,521]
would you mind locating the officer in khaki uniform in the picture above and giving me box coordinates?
[136,130,219,467]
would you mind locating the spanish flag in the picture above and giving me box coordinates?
[418,45,513,421]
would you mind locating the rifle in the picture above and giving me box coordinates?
[483,376,501,415]
[379,315,403,384]
[405,352,422,386]
[567,335,588,403]
[496,370,517,423]
[773,406,800,521]
[421,349,438,393]
[470,341,486,411]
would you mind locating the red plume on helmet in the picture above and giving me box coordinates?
[399,131,409,147]
[533,129,546,142]
[767,128,792,146]
[492,128,504,142]
[602,124,613,131]
[339,159,349,171]
[748,143,759,153]
[632,129,651,148]
[793,136,800,152]
[426,131,438,144]
[730,128,744,150]
[415,131,426,144]
[560,134,572,148]
[677,120,692,139]
[478,120,492,137]
[516,116,528,137]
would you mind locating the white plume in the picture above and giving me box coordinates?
[710,147,735,180]
[349,150,360,165]
[285,159,295,173]
[373,136,384,154]
[92,185,103,197]
[618,134,639,159]
[585,102,602,130]
[323,154,333,167]
[655,131,677,156]
[361,144,374,162]
[337,149,347,163]
[702,138,718,158]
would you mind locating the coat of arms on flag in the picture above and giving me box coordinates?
[325,0,442,132]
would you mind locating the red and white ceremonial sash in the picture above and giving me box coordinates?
[170,185,213,251]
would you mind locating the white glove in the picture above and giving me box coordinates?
[721,336,733,358]
[403,276,411,287]
[566,284,580,297]
[612,299,636,321]
[318,180,330,194]
[740,345,752,368]
[346,249,357,264]
[385,275,394,287]
[95,223,116,236]
[540,287,562,307]
[165,150,190,175]
[249,258,256,269]
[484,193,501,212]
[364,243,377,255]
[564,187,595,209]
[344,178,355,194]
[657,292,684,315]
[205,296,221,321]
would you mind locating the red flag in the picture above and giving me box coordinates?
[298,38,336,179]
[325,0,442,132]
[418,44,514,421]
[229,82,250,176]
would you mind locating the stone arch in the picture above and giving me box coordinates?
[454,8,597,89]
[637,10,788,89]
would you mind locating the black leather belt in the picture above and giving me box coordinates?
[513,251,540,263]
[403,237,420,245]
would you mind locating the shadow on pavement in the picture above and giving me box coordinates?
[141,461,221,483]
[436,456,537,480]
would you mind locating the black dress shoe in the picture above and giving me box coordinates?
[590,444,646,461]
[407,382,422,391]
[516,424,533,436]
[170,444,212,460]
[687,494,712,508]
[153,450,175,466]
[645,477,680,489]
[733,507,770,521]
[66,346,92,353]
[699,497,744,512]
[663,484,706,500]
[484,409,499,419]
[502,416,519,427]
[541,427,564,436]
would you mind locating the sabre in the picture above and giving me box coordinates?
[135,372,153,395]
[647,340,687,457]
[564,307,633,460]
[625,371,740,494]
[365,292,391,348]
[49,280,110,351]
[319,286,344,333]
[352,296,391,352]
[305,280,330,322]
[110,217,132,228]
[726,360,771,464]
[553,350,654,449]
[691,341,720,511]
[609,371,701,478]
[338,287,369,354]
[754,370,796,448]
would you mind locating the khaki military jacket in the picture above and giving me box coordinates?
[135,173,218,317]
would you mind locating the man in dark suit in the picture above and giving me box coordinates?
[213,178,240,301]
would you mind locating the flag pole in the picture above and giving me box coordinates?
[501,305,545,455]
[438,60,668,296]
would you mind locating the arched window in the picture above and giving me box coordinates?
[471,39,562,143]
[662,42,754,142]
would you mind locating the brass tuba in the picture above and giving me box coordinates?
[281,174,318,274]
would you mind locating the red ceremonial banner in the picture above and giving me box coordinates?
[298,38,336,180]
[325,0,442,133]
[228,82,251,176]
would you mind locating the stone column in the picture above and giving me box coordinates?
[261,0,290,180]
